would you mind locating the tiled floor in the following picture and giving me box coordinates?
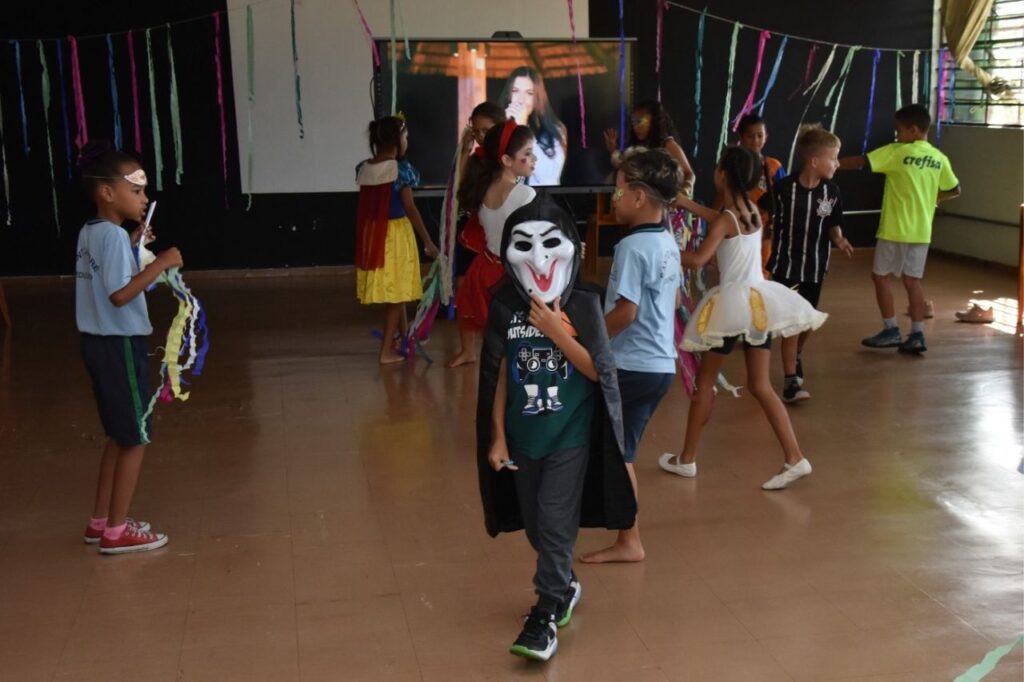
[0,250,1021,681]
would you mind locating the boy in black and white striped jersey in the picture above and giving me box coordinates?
[760,125,854,403]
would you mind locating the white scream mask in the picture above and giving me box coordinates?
[505,220,576,304]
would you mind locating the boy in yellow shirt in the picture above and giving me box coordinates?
[839,104,961,353]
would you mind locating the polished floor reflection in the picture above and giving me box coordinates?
[0,250,1021,681]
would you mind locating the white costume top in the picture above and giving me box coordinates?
[479,183,536,256]
[682,210,828,351]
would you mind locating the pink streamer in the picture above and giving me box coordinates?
[126,31,142,154]
[213,12,229,207]
[789,44,819,99]
[567,1,587,149]
[68,36,88,152]
[352,0,381,66]
[937,49,950,124]
[732,31,771,131]
[655,0,666,100]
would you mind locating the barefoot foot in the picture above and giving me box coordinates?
[447,351,478,368]
[379,349,406,365]
[579,542,645,564]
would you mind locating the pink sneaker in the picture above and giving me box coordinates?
[83,518,151,544]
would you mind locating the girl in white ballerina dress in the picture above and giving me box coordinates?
[660,146,827,490]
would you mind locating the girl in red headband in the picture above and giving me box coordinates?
[448,120,537,367]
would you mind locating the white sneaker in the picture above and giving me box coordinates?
[761,459,812,490]
[659,453,697,478]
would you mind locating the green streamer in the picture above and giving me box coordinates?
[895,50,904,110]
[954,636,1023,682]
[715,22,741,156]
[824,45,860,130]
[389,0,397,114]
[246,5,254,210]
[145,28,163,191]
[166,25,183,184]
[290,0,304,139]
[396,0,410,60]
[37,41,59,232]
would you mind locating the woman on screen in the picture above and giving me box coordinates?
[500,66,567,186]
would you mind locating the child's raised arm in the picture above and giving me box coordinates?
[682,214,729,270]
[527,296,598,382]
[838,155,867,171]
[676,194,720,224]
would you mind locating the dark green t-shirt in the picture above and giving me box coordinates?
[504,310,596,459]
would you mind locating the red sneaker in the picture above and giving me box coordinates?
[83,518,151,544]
[98,526,168,555]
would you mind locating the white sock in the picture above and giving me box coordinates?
[883,317,898,330]
[911,321,924,334]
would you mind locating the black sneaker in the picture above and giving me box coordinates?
[509,607,558,661]
[555,575,582,628]
[783,382,810,403]
[898,331,927,354]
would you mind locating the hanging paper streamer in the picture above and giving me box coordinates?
[618,0,626,148]
[787,44,837,171]
[37,41,60,232]
[246,6,255,210]
[692,9,705,158]
[715,22,742,156]
[13,42,30,155]
[126,31,142,155]
[213,12,229,207]
[0,89,12,225]
[862,49,881,155]
[68,36,89,154]
[395,0,410,59]
[789,44,818,99]
[655,0,666,101]
[732,30,770,130]
[437,142,463,304]
[352,0,381,66]
[921,51,931,107]
[145,29,164,191]
[753,35,788,116]
[895,50,903,110]
[936,49,949,144]
[567,0,587,149]
[105,35,124,151]
[55,40,73,180]
[389,0,398,114]
[824,46,858,132]
[166,25,183,184]
[137,262,210,444]
[290,0,305,138]
[911,50,920,105]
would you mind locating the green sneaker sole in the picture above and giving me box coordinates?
[509,643,556,661]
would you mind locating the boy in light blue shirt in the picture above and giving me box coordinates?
[581,148,682,564]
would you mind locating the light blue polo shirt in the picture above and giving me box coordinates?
[75,219,152,336]
[604,224,680,373]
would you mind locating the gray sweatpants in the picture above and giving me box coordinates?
[512,444,589,606]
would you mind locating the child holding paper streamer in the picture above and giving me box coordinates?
[75,140,181,554]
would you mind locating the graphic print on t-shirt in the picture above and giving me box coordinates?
[509,312,573,415]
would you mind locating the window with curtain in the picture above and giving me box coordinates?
[946,0,1024,126]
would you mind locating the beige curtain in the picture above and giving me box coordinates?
[942,0,1008,94]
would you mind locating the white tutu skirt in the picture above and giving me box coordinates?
[682,280,828,351]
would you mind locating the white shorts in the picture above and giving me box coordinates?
[873,239,929,278]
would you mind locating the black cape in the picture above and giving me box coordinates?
[475,194,637,537]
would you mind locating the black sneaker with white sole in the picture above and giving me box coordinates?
[783,382,810,403]
[555,575,582,627]
[510,607,558,661]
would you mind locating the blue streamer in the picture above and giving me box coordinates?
[618,0,626,149]
[753,35,788,115]
[55,40,73,179]
[105,35,123,150]
[12,42,30,155]
[693,9,705,158]
[862,49,880,154]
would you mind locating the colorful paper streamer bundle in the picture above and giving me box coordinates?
[136,251,209,444]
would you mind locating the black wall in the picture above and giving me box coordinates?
[0,1,934,276]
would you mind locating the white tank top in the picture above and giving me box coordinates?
[717,209,765,284]
[478,183,536,256]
